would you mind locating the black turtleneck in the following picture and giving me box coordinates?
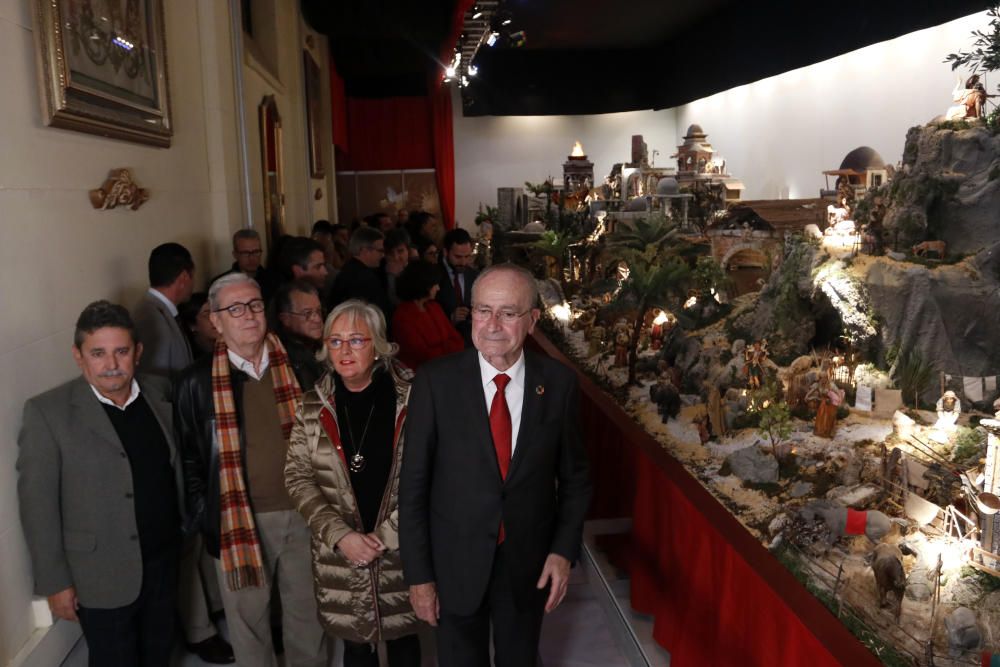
[334,368,396,533]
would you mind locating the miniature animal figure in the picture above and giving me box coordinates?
[871,543,906,620]
[800,502,892,544]
[944,607,980,657]
[649,378,681,423]
[911,240,946,258]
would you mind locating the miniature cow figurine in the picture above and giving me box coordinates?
[871,543,906,620]
[912,240,946,258]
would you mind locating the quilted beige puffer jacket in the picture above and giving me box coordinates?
[285,363,418,643]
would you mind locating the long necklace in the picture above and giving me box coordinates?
[343,400,375,473]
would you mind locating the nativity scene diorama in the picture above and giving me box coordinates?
[470,13,1000,665]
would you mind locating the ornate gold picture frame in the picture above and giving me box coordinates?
[33,0,173,147]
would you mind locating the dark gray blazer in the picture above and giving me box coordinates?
[16,374,184,609]
[133,291,192,378]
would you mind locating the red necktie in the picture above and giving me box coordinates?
[490,373,512,543]
[453,272,464,307]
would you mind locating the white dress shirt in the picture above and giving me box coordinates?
[479,351,525,455]
[147,287,179,317]
[90,379,142,411]
[228,343,270,381]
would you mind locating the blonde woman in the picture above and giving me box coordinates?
[285,300,420,666]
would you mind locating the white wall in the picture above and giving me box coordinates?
[453,101,677,226]
[454,10,993,221]
[0,0,327,663]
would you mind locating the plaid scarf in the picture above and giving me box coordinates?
[212,333,302,591]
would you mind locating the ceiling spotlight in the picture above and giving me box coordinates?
[461,75,469,87]
[468,64,478,77]
[445,64,457,79]
[502,18,511,26]
[486,31,499,47]
[471,4,483,19]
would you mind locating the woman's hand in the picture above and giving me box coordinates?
[336,531,385,567]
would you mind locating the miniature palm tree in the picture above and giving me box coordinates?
[608,214,690,384]
[531,230,576,282]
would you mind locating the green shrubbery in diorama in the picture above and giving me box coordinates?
[888,346,935,408]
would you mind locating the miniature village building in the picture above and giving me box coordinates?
[822,145,889,198]
[563,141,594,192]
[671,124,745,202]
[708,198,827,273]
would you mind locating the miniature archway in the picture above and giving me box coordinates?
[721,244,769,269]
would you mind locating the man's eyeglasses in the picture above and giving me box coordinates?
[470,306,532,324]
[327,336,372,349]
[287,309,323,321]
[213,299,265,318]
[236,249,263,257]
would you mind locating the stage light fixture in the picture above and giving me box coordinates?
[472,4,483,19]
[468,64,478,77]
[486,31,499,47]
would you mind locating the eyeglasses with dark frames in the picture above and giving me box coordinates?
[213,299,266,318]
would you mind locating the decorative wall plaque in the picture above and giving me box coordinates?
[89,168,149,210]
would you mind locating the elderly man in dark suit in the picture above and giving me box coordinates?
[17,301,186,667]
[399,264,592,666]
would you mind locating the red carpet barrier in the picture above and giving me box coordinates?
[531,332,879,666]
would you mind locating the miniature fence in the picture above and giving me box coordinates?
[530,331,881,666]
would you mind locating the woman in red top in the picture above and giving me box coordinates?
[392,261,465,369]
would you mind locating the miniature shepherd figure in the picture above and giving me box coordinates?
[744,340,768,390]
[806,363,844,438]
[936,390,961,430]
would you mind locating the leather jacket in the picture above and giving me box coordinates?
[174,355,251,557]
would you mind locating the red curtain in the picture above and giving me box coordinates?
[339,97,433,171]
[330,60,348,151]
[430,84,455,229]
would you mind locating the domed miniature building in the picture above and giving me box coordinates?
[839,146,885,172]
[655,176,679,196]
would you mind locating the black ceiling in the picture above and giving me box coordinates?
[302,0,992,115]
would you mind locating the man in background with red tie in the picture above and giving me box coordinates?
[400,264,591,666]
[435,228,478,347]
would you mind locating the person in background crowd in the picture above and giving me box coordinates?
[436,228,478,347]
[18,301,186,667]
[178,292,218,360]
[132,245,235,663]
[365,212,395,234]
[405,211,435,244]
[212,229,280,303]
[273,281,325,391]
[277,237,329,292]
[175,274,327,667]
[399,264,591,667]
[381,228,411,307]
[286,299,421,667]
[328,227,392,324]
[415,237,440,266]
[392,262,464,370]
[396,209,408,227]
[132,242,196,379]
[311,220,344,297]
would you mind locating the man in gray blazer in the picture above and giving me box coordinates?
[17,301,186,667]
[133,242,195,379]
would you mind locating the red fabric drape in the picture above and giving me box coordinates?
[430,85,455,229]
[338,97,433,171]
[529,332,883,667]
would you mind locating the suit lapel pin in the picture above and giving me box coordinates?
[535,385,545,396]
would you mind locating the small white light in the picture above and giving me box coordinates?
[487,32,498,47]
[445,65,456,79]
[461,75,469,87]
[502,18,511,25]
[468,64,478,77]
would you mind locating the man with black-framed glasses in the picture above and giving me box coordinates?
[211,229,279,303]
[274,280,325,391]
[175,273,327,667]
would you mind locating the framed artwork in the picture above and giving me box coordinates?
[33,0,173,147]
[303,49,324,178]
